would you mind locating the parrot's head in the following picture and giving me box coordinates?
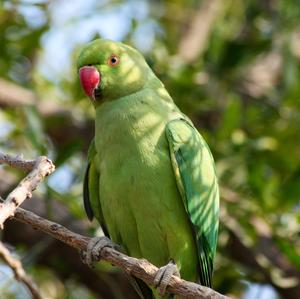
[77,39,155,103]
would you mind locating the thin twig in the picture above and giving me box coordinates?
[0,154,55,228]
[11,206,228,299]
[0,152,36,172]
[0,241,42,299]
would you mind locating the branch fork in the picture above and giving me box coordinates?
[0,153,55,228]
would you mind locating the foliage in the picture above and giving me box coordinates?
[0,0,299,298]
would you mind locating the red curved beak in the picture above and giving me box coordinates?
[79,66,101,99]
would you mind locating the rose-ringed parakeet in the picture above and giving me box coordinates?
[77,39,219,299]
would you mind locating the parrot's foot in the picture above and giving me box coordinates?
[82,236,119,267]
[154,259,180,297]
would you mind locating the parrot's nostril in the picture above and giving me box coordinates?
[93,87,103,100]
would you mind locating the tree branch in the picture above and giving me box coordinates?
[2,195,140,299]
[0,78,94,152]
[0,241,42,299]
[0,78,70,116]
[0,153,55,228]
[0,78,36,107]
[0,152,36,172]
[178,0,223,63]
[12,206,228,299]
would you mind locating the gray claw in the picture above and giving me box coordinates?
[83,236,117,267]
[154,259,180,297]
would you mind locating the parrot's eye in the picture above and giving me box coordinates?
[108,54,120,67]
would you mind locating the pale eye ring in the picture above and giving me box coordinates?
[108,54,120,66]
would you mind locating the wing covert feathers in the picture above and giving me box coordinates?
[166,118,219,287]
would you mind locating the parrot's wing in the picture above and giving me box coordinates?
[166,118,219,287]
[83,139,109,236]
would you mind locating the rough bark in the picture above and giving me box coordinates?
[0,153,55,227]
[12,206,229,299]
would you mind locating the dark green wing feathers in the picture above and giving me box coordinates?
[83,139,109,236]
[83,162,94,221]
[166,119,219,287]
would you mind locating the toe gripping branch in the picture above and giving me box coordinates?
[154,259,180,297]
[81,236,119,267]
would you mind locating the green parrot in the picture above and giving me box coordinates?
[77,39,219,299]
